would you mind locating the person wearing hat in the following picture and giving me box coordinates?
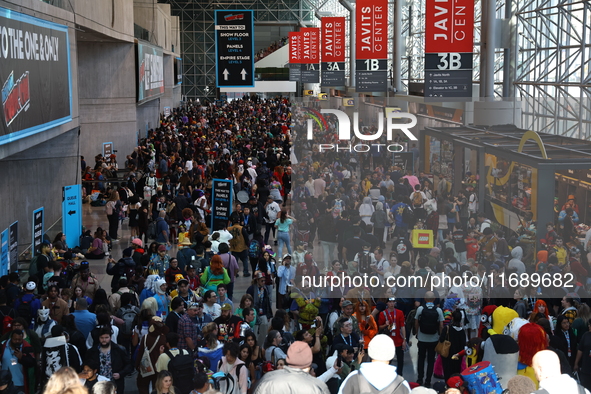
[170,278,200,308]
[214,303,243,343]
[70,261,101,299]
[337,334,411,394]
[149,244,171,277]
[253,341,330,394]
[246,196,266,235]
[13,282,42,329]
[332,300,361,338]
[106,247,137,293]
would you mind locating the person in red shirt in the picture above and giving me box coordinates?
[465,229,479,261]
[377,297,407,375]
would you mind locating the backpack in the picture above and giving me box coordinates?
[346,372,410,394]
[358,253,373,274]
[166,349,196,394]
[117,305,138,338]
[248,240,261,259]
[214,361,248,394]
[412,191,424,208]
[418,305,440,335]
[16,297,33,326]
[401,206,415,225]
[28,255,40,279]
[0,310,13,335]
[147,221,157,240]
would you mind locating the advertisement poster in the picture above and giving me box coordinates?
[137,40,164,104]
[0,7,72,145]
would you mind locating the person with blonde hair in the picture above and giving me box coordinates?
[43,366,85,394]
[152,370,177,394]
[92,381,116,394]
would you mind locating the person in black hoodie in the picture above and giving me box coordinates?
[106,248,136,293]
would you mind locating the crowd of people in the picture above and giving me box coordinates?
[2,97,590,394]
[254,38,288,62]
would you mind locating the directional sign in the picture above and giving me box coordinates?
[103,142,113,158]
[289,64,301,82]
[425,0,474,101]
[355,0,388,92]
[211,179,234,232]
[321,17,346,87]
[62,185,82,250]
[32,207,44,256]
[9,221,17,273]
[215,10,254,87]
[0,229,8,276]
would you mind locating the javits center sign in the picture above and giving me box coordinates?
[0,7,71,145]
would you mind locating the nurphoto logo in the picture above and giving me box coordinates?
[305,108,418,153]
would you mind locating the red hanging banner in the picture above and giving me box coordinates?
[425,0,474,53]
[301,27,320,63]
[322,17,346,63]
[355,0,388,60]
[289,31,302,63]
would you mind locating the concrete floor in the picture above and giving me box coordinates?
[82,202,440,392]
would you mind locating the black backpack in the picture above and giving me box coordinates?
[358,252,373,274]
[418,305,439,335]
[401,205,415,226]
[16,297,33,326]
[166,349,195,394]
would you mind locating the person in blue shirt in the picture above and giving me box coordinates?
[390,196,411,239]
[71,298,97,340]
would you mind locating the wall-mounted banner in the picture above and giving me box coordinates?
[103,142,113,158]
[355,0,388,92]
[301,27,320,83]
[0,7,72,145]
[424,0,474,100]
[137,40,164,104]
[9,221,17,273]
[321,17,346,87]
[32,207,44,257]
[174,57,183,85]
[215,10,255,88]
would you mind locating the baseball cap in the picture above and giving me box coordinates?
[158,245,167,252]
[186,264,196,271]
[132,238,143,247]
[342,300,353,307]
[283,254,292,260]
[221,303,232,311]
[26,281,36,291]
[570,247,580,254]
[255,272,266,279]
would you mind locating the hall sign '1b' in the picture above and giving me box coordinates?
[424,0,474,100]
[215,10,254,88]
[355,0,388,92]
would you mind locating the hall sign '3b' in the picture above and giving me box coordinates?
[425,0,474,100]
